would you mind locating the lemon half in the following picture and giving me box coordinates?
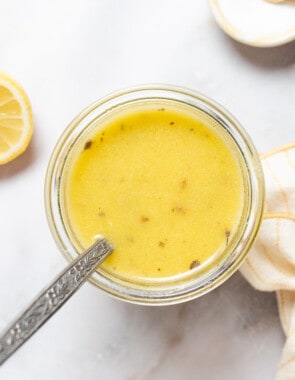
[0,72,33,165]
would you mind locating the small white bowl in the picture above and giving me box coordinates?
[209,0,295,47]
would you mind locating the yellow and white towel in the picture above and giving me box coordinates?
[240,143,295,380]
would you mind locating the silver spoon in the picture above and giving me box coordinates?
[0,238,113,365]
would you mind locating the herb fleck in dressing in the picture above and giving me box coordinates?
[64,106,244,279]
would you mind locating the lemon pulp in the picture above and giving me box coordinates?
[0,72,33,165]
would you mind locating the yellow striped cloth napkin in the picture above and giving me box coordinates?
[240,143,295,380]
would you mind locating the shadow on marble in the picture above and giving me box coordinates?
[0,131,37,180]
[230,39,295,69]
[107,272,284,380]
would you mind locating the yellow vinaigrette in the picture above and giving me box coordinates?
[63,104,245,280]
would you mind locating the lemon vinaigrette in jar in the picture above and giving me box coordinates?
[65,105,244,278]
[45,86,264,305]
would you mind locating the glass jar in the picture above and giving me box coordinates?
[45,85,264,305]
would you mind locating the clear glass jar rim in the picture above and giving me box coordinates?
[44,84,265,305]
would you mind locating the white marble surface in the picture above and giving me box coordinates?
[0,1,294,379]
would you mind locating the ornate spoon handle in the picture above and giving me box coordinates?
[0,238,113,365]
